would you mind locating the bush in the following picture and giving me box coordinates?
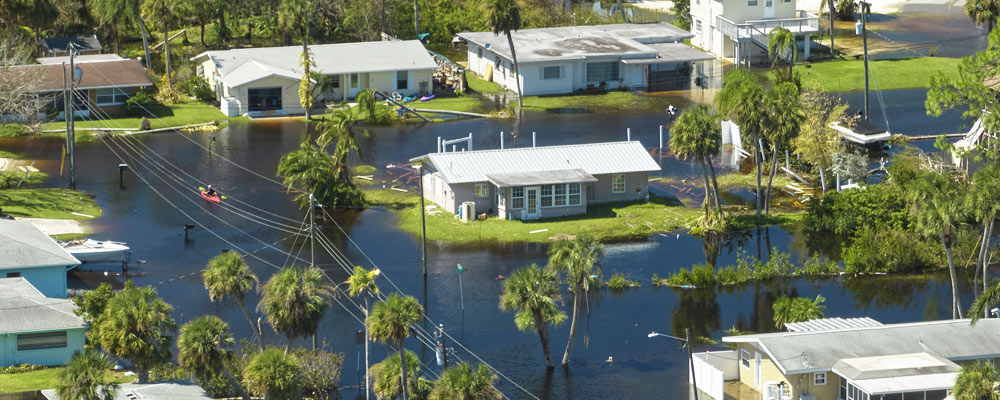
[155,74,181,105]
[148,362,186,382]
[125,91,157,117]
[182,76,215,103]
[716,264,752,286]
[804,184,911,235]
[802,253,840,275]
[0,364,47,374]
[651,273,669,287]
[843,226,942,273]
[0,123,28,137]
[606,273,640,290]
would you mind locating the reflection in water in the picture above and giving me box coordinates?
[671,289,721,340]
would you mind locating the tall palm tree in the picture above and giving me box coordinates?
[346,266,380,400]
[670,104,723,217]
[318,107,367,187]
[761,82,804,215]
[716,70,766,218]
[547,235,603,367]
[967,163,1000,314]
[203,251,263,349]
[177,316,252,400]
[499,264,566,369]
[767,27,798,75]
[952,361,1000,400]
[966,0,1000,37]
[368,293,424,400]
[970,278,1000,324]
[369,350,426,400]
[772,295,826,329]
[277,140,340,210]
[909,172,966,319]
[489,0,524,107]
[90,0,151,64]
[141,0,177,83]
[96,281,176,383]
[429,362,502,400]
[258,265,335,351]
[243,347,303,400]
[56,351,119,400]
[299,43,315,120]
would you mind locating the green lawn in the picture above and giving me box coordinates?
[0,188,102,220]
[520,91,669,113]
[40,100,247,141]
[467,73,507,95]
[0,171,49,189]
[792,57,961,92]
[0,368,136,393]
[716,170,795,190]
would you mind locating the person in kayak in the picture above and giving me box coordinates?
[205,185,217,198]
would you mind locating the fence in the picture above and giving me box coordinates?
[691,350,740,400]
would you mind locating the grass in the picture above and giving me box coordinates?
[39,100,247,141]
[0,150,20,159]
[0,367,135,393]
[467,73,507,95]
[791,57,961,92]
[0,188,102,220]
[415,95,491,114]
[0,123,28,138]
[0,171,49,189]
[520,91,668,113]
[716,170,795,190]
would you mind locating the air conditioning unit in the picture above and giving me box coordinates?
[460,202,476,223]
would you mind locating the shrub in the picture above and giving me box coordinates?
[0,364,47,374]
[690,264,717,287]
[125,92,157,117]
[843,226,942,273]
[651,273,670,287]
[802,253,840,275]
[663,268,694,286]
[187,76,216,103]
[606,273,640,290]
[155,74,181,105]
[716,264,752,286]
[804,184,911,235]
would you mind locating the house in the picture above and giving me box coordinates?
[43,381,214,400]
[0,220,81,298]
[455,23,715,95]
[689,0,819,65]
[0,277,86,367]
[36,54,125,65]
[9,58,152,120]
[690,318,1000,400]
[190,40,439,117]
[409,141,661,220]
[41,35,103,57]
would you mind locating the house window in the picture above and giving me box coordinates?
[814,372,827,385]
[511,187,524,209]
[695,20,703,33]
[5,272,20,278]
[586,184,595,201]
[475,183,489,198]
[351,74,359,88]
[766,0,772,5]
[740,349,750,369]
[568,183,581,205]
[554,184,567,206]
[331,75,340,89]
[542,66,561,80]
[396,71,409,90]
[748,0,758,5]
[586,61,619,83]
[17,331,68,351]
[612,174,626,193]
[96,88,130,105]
[541,185,553,207]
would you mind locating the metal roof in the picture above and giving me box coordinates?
[0,220,80,270]
[620,43,715,64]
[785,317,883,332]
[487,169,597,188]
[723,319,1000,374]
[192,40,438,88]
[44,381,213,400]
[0,278,84,334]
[411,141,661,184]
[832,353,959,381]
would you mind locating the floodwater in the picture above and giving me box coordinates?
[0,94,978,398]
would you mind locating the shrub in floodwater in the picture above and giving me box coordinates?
[663,269,693,286]
[689,264,717,287]
[651,273,670,287]
[802,253,840,275]
[716,264,752,286]
[606,273,640,290]
[843,226,941,273]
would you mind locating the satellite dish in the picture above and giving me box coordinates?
[73,66,82,81]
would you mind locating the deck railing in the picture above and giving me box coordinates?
[717,10,819,44]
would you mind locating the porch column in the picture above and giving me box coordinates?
[804,34,811,59]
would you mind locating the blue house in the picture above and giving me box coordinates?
[0,278,86,366]
[0,220,80,298]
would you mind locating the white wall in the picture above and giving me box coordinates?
[693,350,740,400]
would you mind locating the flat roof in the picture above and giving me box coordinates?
[457,23,698,63]
[833,353,959,381]
[0,278,84,334]
[621,43,715,64]
[850,373,958,395]
[487,169,598,187]
[0,220,80,269]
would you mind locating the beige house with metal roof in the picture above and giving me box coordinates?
[191,40,438,117]
[409,141,660,220]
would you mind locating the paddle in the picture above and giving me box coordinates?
[197,186,228,200]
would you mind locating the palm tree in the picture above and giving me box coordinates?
[670,104,723,217]
[767,27,798,75]
[243,347,303,400]
[277,140,341,210]
[489,0,524,107]
[970,279,1000,324]
[429,362,502,400]
[761,82,804,215]
[967,163,1000,314]
[346,266,380,400]
[299,43,315,120]
[96,281,176,383]
[56,351,119,400]
[258,265,335,351]
[716,70,766,218]
[953,361,1000,400]
[317,107,366,185]
[369,350,429,400]
[203,251,263,349]
[177,316,251,400]
[141,0,176,83]
[909,172,966,319]
[772,295,826,329]
[547,235,603,367]
[499,264,566,369]
[966,0,1000,36]
[368,293,424,400]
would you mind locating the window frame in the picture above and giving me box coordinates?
[554,184,567,206]
[511,187,524,209]
[541,185,553,207]
[396,70,409,90]
[585,61,620,83]
[542,66,561,80]
[748,0,758,5]
[331,75,340,89]
[568,183,582,206]
[814,372,827,386]
[612,174,626,193]
[350,73,359,89]
[17,331,68,351]
[95,88,129,106]
[740,349,751,369]
[696,20,703,33]
[475,183,489,198]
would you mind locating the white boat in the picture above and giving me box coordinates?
[61,239,130,263]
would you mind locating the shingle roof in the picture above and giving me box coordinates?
[11,59,152,92]
[0,278,84,334]
[191,40,438,88]
[724,319,1000,374]
[411,141,661,184]
[43,381,213,400]
[42,35,103,52]
[0,219,80,269]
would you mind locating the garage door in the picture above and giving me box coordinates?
[248,87,282,111]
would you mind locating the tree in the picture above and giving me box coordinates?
[953,361,1000,400]
[760,82,804,214]
[141,0,178,84]
[909,171,966,318]
[370,351,433,400]
[277,0,316,46]
[72,282,115,349]
[56,351,119,400]
[670,104,723,217]
[772,295,826,329]
[243,347,303,400]
[203,251,263,349]
[489,0,523,107]
[368,293,424,400]
[177,316,251,400]
[671,0,690,29]
[277,139,363,210]
[967,163,1000,312]
[716,70,766,218]
[258,265,335,351]
[767,27,798,75]
[90,0,152,60]
[547,235,603,367]
[499,264,566,369]
[297,349,345,400]
[299,44,315,120]
[177,0,222,46]
[429,362,502,400]
[0,30,44,123]
[966,0,1000,36]
[317,105,367,186]
[793,91,848,193]
[96,281,177,383]
[346,266,380,400]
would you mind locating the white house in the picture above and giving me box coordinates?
[0,220,81,298]
[689,0,819,65]
[0,277,86,367]
[191,40,439,117]
[456,23,714,95]
[44,382,214,399]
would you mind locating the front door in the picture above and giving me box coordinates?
[764,0,775,18]
[754,351,762,389]
[526,187,540,219]
[348,73,361,98]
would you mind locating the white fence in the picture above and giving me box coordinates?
[691,350,740,400]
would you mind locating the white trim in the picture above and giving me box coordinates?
[740,348,751,369]
[814,372,827,385]
[612,173,626,193]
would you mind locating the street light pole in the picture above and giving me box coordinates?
[859,0,870,121]
[416,165,428,278]
[648,331,699,400]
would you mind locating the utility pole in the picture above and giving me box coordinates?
[828,0,835,57]
[62,43,77,188]
[686,328,699,400]
[417,166,427,278]
[437,324,448,368]
[860,1,870,121]
[309,193,317,351]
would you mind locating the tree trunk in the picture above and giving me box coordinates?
[238,299,264,350]
[112,24,120,54]
[303,38,311,120]
[505,32,524,108]
[364,297,371,400]
[138,366,149,384]
[247,18,253,45]
[765,143,779,215]
[222,366,253,400]
[413,0,419,38]
[163,24,171,85]
[617,0,627,22]
[138,17,152,69]
[983,217,995,317]
[819,168,826,194]
[200,24,206,47]
[942,232,962,319]
[534,309,555,368]
[707,159,723,215]
[399,344,409,400]
[561,284,581,367]
[754,133,762,219]
[699,159,715,218]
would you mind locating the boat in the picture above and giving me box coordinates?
[420,94,436,101]
[402,95,418,102]
[61,239,129,263]
[201,190,221,203]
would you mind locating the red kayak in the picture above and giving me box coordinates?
[200,191,221,204]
